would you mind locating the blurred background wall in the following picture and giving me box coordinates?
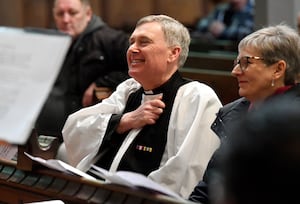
[0,0,229,32]
[1,0,300,35]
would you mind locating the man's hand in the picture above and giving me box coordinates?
[82,82,96,107]
[117,95,165,134]
[209,21,225,38]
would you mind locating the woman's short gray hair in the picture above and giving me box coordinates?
[238,24,300,85]
[136,15,190,68]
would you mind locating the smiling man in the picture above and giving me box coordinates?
[61,14,222,198]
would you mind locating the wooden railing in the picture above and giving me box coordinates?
[185,51,236,71]
[189,38,238,53]
[0,162,192,204]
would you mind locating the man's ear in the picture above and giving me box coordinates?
[167,46,181,63]
[85,6,93,20]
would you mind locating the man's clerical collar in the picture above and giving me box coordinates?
[143,71,182,95]
[144,90,155,95]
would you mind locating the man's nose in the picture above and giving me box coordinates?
[128,43,139,53]
[62,13,71,22]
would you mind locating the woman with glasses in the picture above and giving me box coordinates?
[189,24,300,204]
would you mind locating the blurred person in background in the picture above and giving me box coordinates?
[192,0,255,41]
[35,0,129,141]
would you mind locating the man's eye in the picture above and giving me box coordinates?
[140,40,150,45]
[55,12,64,17]
[69,11,78,16]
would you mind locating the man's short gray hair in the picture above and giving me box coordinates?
[136,15,190,68]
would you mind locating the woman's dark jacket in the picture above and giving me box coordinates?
[189,83,300,203]
[35,15,129,139]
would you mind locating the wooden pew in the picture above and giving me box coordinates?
[184,51,236,72]
[180,67,240,105]
[0,133,193,204]
[189,38,238,53]
[182,48,240,105]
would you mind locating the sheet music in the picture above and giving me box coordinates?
[0,27,71,144]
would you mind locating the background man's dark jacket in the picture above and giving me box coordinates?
[35,15,129,140]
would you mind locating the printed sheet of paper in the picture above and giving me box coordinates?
[0,142,17,161]
[0,27,71,144]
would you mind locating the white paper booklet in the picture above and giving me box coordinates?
[24,152,96,181]
[24,152,184,201]
[89,165,184,200]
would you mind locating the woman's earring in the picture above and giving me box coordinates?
[271,78,275,87]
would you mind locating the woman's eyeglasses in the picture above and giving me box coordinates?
[233,56,264,72]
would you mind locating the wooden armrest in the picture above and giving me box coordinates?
[94,87,112,100]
